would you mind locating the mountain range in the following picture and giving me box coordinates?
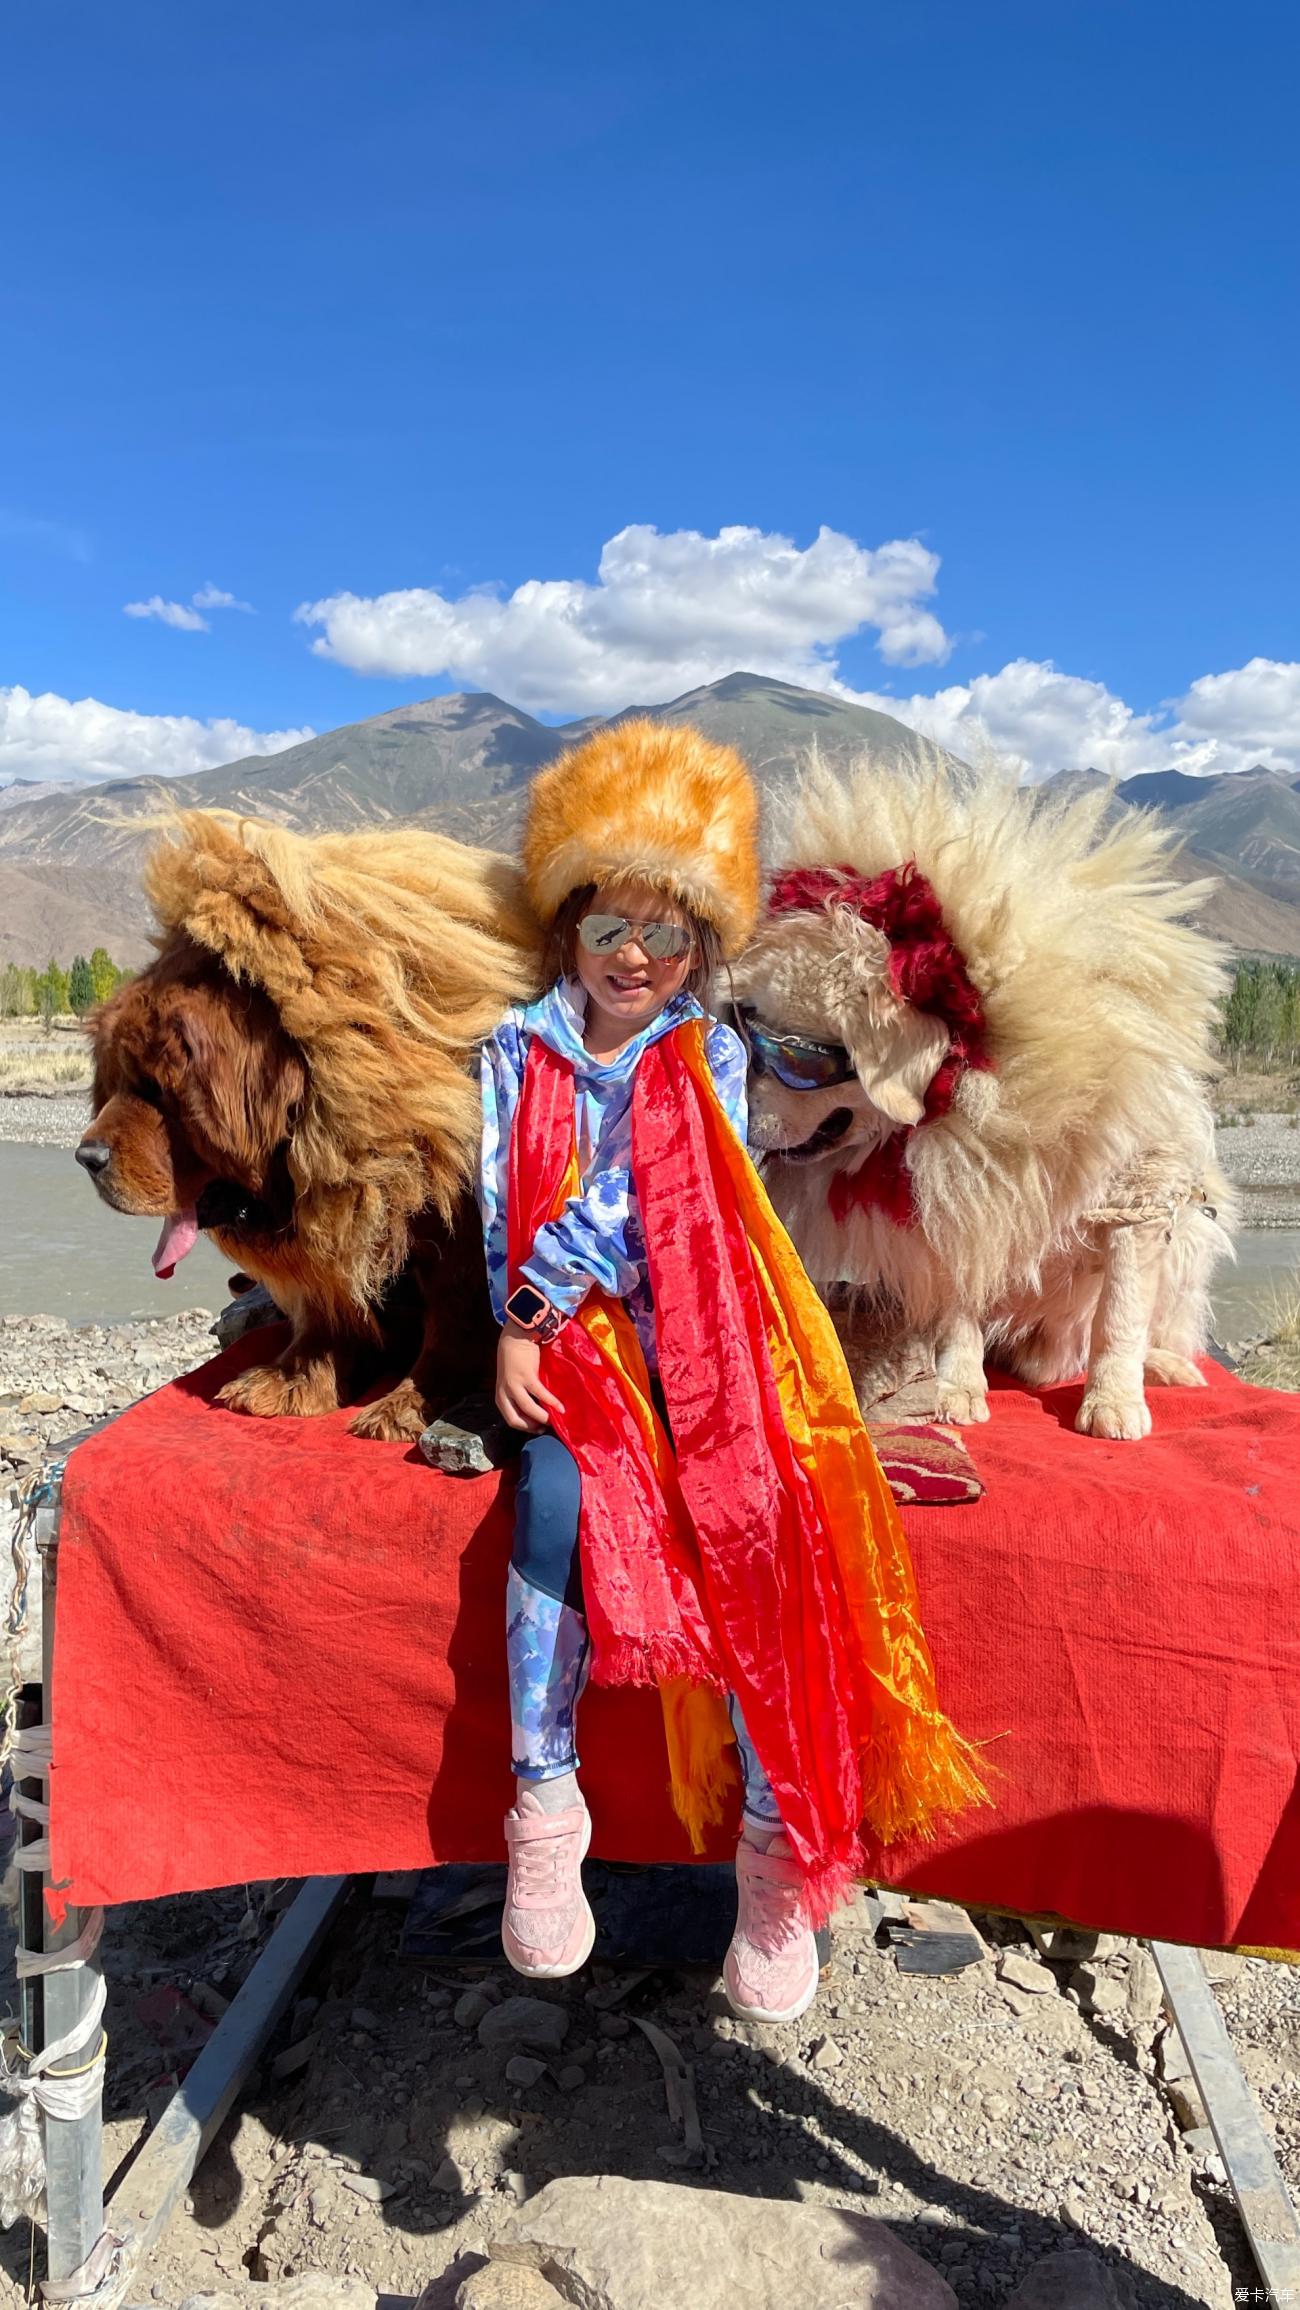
[3,671,1299,965]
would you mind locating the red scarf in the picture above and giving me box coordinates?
[507,1017,988,1920]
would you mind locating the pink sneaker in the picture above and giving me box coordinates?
[724,1833,820,2023]
[502,1789,596,1979]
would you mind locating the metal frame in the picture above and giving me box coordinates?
[18,1451,1300,2303]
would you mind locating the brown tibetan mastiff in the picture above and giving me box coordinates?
[78,810,540,1440]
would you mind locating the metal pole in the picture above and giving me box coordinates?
[1151,1939,1300,2301]
[36,1506,106,2289]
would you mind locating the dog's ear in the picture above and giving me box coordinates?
[822,907,950,1128]
[169,986,306,1179]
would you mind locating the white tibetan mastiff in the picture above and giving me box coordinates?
[734,756,1234,1442]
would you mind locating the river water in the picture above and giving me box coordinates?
[3,1137,1298,1336]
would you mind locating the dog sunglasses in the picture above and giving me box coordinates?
[736,1003,857,1091]
[577,912,693,961]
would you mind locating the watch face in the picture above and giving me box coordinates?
[508,1285,547,1325]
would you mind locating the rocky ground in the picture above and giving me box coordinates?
[0,1094,90,1148]
[1216,1111,1300,1227]
[2,1313,1300,2308]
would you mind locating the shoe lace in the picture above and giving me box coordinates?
[745,1861,804,1949]
[514,1824,569,1903]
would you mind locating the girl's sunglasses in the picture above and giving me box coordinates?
[578,912,693,962]
[737,1002,857,1092]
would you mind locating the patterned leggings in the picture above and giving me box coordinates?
[507,1431,783,1833]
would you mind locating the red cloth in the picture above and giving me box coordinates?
[51,1341,1300,1952]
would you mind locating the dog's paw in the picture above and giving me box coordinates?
[934,1381,991,1426]
[348,1379,431,1443]
[217,1362,338,1419]
[1144,1349,1207,1389]
[1076,1387,1152,1441]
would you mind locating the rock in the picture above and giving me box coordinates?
[434,2155,472,2194]
[456,2266,565,2309]
[998,1951,1054,1995]
[350,2005,383,2033]
[1124,1946,1164,2025]
[1003,2249,1138,2308]
[180,2283,376,2310]
[1165,2079,1208,2132]
[556,2064,586,2091]
[456,1988,493,2029]
[504,2055,548,2087]
[598,2013,630,2039]
[18,1391,62,1414]
[488,2174,958,2307]
[810,2036,843,2070]
[1028,1925,1124,1964]
[1199,1946,1245,1984]
[1070,1963,1127,2017]
[480,1997,570,2052]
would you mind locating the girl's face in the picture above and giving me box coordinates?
[574,880,697,1040]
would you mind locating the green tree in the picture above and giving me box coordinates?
[35,959,69,1026]
[0,964,24,1018]
[68,955,95,1016]
[89,947,119,1004]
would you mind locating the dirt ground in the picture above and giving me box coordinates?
[0,1867,1295,2310]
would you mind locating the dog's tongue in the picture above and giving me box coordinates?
[152,1208,199,1280]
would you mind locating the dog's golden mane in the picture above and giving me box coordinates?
[143,810,542,1314]
[745,749,1231,1317]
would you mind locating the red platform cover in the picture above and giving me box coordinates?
[51,1337,1300,1952]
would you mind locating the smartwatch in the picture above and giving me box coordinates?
[504,1283,563,1344]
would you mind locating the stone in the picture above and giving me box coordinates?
[504,2055,548,2087]
[434,2154,472,2194]
[1165,2079,1208,2132]
[1027,1925,1123,1964]
[1199,1946,1245,1985]
[479,1998,570,2053]
[350,2006,382,2034]
[1070,1964,1127,2016]
[810,2036,843,2070]
[180,2283,376,2310]
[556,2064,586,2091]
[18,1391,62,1414]
[456,2266,565,2309]
[997,1951,1054,1995]
[1003,2250,1138,2308]
[455,1988,493,2029]
[1123,1945,1164,2025]
[488,2174,958,2307]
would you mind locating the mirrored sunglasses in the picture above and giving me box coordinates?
[578,912,693,961]
[737,1003,857,1092]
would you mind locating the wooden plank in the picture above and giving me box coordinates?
[105,1875,350,2278]
[1151,1939,1300,2298]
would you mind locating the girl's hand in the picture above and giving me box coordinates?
[496,1322,566,1432]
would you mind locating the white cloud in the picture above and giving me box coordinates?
[124,581,256,631]
[295,523,952,715]
[192,582,254,613]
[0,685,313,787]
[850,656,1300,784]
[124,595,211,632]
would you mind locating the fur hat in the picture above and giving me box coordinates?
[522,718,761,958]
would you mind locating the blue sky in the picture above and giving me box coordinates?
[3,0,1298,783]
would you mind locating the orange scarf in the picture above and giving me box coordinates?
[508,1016,989,1919]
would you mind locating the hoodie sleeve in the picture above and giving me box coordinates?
[477,1012,525,1326]
[518,1159,642,1315]
[705,1018,749,1146]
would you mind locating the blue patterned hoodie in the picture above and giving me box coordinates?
[478,978,748,1377]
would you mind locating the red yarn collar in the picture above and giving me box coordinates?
[766,862,992,1227]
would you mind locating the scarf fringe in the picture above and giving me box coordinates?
[860,1709,997,1849]
[588,1631,723,1693]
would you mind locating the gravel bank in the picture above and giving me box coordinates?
[1216,1112,1300,1225]
[0,1092,90,1148]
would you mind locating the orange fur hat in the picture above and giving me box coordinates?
[521,718,761,959]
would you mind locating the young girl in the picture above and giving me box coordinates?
[478,720,985,2024]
